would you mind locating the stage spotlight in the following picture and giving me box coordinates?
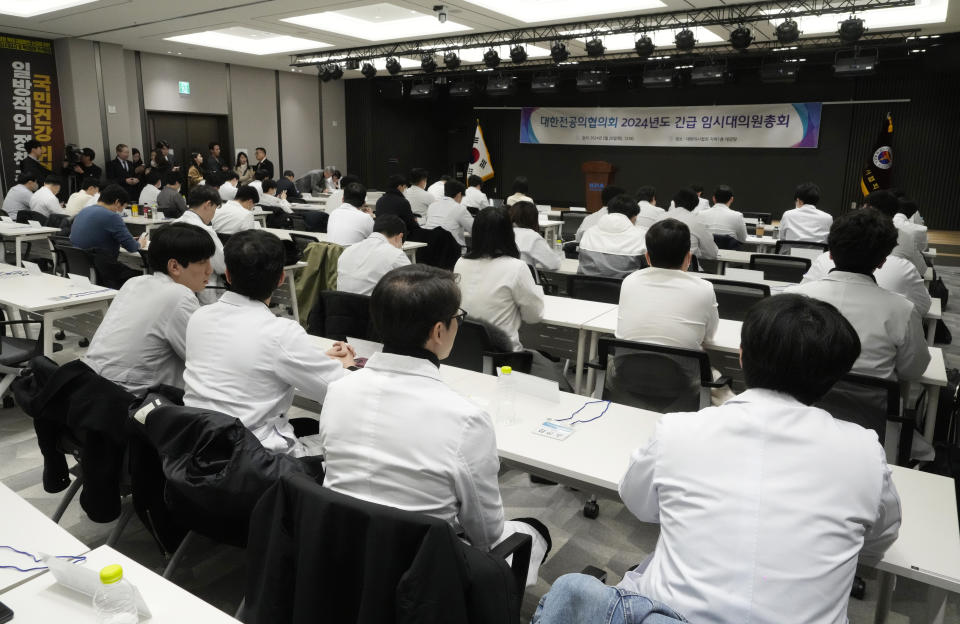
[510,45,528,63]
[483,48,501,68]
[635,35,655,58]
[585,37,605,57]
[776,19,800,44]
[551,42,570,63]
[486,75,516,96]
[839,17,865,43]
[385,57,402,75]
[449,81,477,97]
[328,64,343,80]
[444,51,461,69]
[421,55,437,73]
[690,65,725,85]
[576,70,608,92]
[531,74,560,94]
[409,82,436,99]
[760,62,798,83]
[345,59,360,70]
[834,51,877,76]
[730,26,753,50]
[361,62,377,78]
[675,29,696,51]
[319,65,332,82]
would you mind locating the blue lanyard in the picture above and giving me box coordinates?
[0,545,86,572]
[552,400,611,426]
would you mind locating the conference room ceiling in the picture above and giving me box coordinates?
[0,0,956,73]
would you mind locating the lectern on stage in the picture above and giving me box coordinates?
[581,161,617,213]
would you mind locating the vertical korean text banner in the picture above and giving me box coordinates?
[0,34,64,191]
[520,103,821,149]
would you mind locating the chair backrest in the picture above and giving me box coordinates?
[303,210,329,233]
[562,241,579,260]
[568,274,622,304]
[445,319,533,375]
[138,250,153,274]
[701,277,770,321]
[741,212,771,222]
[289,213,308,231]
[51,236,97,283]
[712,233,743,250]
[465,206,480,217]
[308,290,375,341]
[594,337,713,413]
[216,232,232,246]
[289,233,319,259]
[560,211,587,242]
[16,210,47,226]
[775,239,828,256]
[748,253,811,283]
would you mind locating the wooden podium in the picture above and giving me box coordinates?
[581,161,617,213]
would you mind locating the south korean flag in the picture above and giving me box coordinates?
[467,120,494,182]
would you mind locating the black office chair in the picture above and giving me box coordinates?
[562,241,579,259]
[138,250,153,274]
[307,290,377,342]
[289,233,319,260]
[712,233,743,250]
[51,236,98,283]
[590,337,731,414]
[0,312,45,405]
[560,211,587,242]
[15,209,47,226]
[568,274,622,304]
[289,213,309,231]
[748,254,811,283]
[815,373,916,467]
[701,277,771,321]
[774,240,828,256]
[466,206,480,217]
[303,211,329,233]
[445,319,533,375]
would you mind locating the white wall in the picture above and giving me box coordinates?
[122,50,144,151]
[98,43,136,156]
[54,38,103,164]
[140,53,228,114]
[320,80,347,172]
[230,64,279,169]
[279,71,322,176]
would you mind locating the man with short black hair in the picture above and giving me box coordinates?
[2,173,38,220]
[176,185,225,303]
[375,174,420,234]
[320,264,551,586]
[66,147,102,182]
[19,139,52,183]
[204,142,229,174]
[550,294,900,624]
[635,185,665,229]
[700,185,747,243]
[219,171,239,201]
[578,195,647,279]
[183,229,354,456]
[691,183,711,214]
[463,174,489,210]
[213,185,260,234]
[139,171,163,206]
[864,190,926,274]
[779,182,832,244]
[253,147,274,180]
[665,188,719,262]
[337,215,411,295]
[276,169,302,202]
[786,208,929,380]
[404,167,433,217]
[427,174,452,201]
[576,184,626,243]
[65,177,100,217]
[258,178,293,213]
[425,180,473,246]
[895,197,928,252]
[29,174,65,217]
[106,143,140,197]
[617,218,718,350]
[82,222,215,393]
[327,182,374,246]
[70,184,145,260]
[157,171,187,218]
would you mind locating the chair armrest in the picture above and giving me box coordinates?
[490,532,532,600]
[703,376,733,389]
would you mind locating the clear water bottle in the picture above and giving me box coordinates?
[93,564,139,624]
[495,366,519,427]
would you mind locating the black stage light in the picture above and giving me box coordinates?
[483,48,501,68]
[319,65,333,81]
[551,42,570,63]
[421,55,437,73]
[444,51,461,69]
[360,62,377,78]
[576,70,608,92]
[643,68,674,87]
[834,52,877,76]
[531,74,560,93]
[776,19,800,44]
[385,57,402,75]
[690,65,725,85]
[635,35,654,58]
[760,62,798,83]
[839,17,865,43]
[449,81,477,97]
[510,45,528,63]
[345,59,360,70]
[409,82,436,99]
[730,26,753,50]
[328,64,343,80]
[585,37,605,57]
[675,29,696,51]
[486,75,516,96]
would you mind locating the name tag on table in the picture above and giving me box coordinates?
[725,268,765,283]
[67,272,92,285]
[533,421,574,441]
[569,207,587,212]
[21,260,41,275]
[27,220,42,227]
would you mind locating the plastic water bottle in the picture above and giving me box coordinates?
[93,564,139,624]
[495,366,519,427]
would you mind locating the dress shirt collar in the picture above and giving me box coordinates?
[365,350,443,379]
[797,203,818,212]
[825,268,877,284]
[219,289,271,311]
[382,344,441,368]
[723,387,808,408]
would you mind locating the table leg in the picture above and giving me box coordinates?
[585,331,599,396]
[924,586,947,624]
[574,328,586,396]
[43,315,54,357]
[873,571,895,624]
[927,318,937,346]
[286,268,300,323]
[923,384,941,443]
[15,235,22,267]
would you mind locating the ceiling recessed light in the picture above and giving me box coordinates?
[0,0,98,18]
[282,2,470,41]
[461,0,663,23]
[164,27,329,55]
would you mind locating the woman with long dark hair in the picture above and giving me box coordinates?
[509,201,563,271]
[235,151,254,185]
[186,151,204,191]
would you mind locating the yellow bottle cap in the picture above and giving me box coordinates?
[99,564,124,585]
[501,366,512,375]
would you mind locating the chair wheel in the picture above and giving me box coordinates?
[78,338,89,347]
[55,330,65,340]
[850,576,866,600]
[583,500,600,519]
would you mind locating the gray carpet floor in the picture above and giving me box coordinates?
[2,267,960,623]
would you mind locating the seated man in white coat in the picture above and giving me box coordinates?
[337,215,410,295]
[175,185,225,304]
[319,264,551,586]
[327,182,374,246]
[665,187,718,263]
[579,195,647,279]
[183,229,354,457]
[462,174,490,211]
[29,174,65,218]
[403,168,434,218]
[138,171,162,207]
[634,185,665,230]
[82,222,214,394]
[575,185,626,243]
[212,185,260,235]
[535,294,900,624]
[779,182,832,244]
[258,179,294,214]
[699,185,747,244]
[895,198,928,251]
[786,208,930,381]
[865,190,927,275]
[218,171,239,202]
[424,179,473,247]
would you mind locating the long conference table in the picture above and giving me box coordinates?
[308,334,960,624]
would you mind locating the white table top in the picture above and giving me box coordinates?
[262,227,426,251]
[0,263,116,312]
[538,220,562,228]
[0,482,88,594]
[744,235,778,247]
[0,545,240,622]
[541,294,616,330]
[716,249,755,264]
[0,223,60,237]
[301,194,328,203]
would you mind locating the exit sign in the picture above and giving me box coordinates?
[178,81,190,95]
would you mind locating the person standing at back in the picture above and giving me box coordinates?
[253,147,274,180]
[19,139,53,183]
[404,168,434,218]
[779,182,832,244]
[204,142,229,174]
[106,144,141,198]
[425,180,473,247]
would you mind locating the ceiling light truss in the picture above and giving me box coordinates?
[291,0,915,68]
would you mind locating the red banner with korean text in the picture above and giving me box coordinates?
[0,34,64,193]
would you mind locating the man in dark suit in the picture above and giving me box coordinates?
[253,147,274,180]
[203,142,229,174]
[19,139,53,183]
[276,170,304,203]
[105,143,140,197]
[374,174,420,234]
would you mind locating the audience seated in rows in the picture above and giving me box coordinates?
[699,185,747,244]
[213,185,260,235]
[404,168,434,218]
[337,215,410,296]
[425,180,473,247]
[779,182,832,244]
[2,173,38,220]
[665,188,719,262]
[327,182,374,246]
[578,194,647,279]
[157,172,187,218]
[575,185,626,243]
[510,201,563,271]
[29,175,64,217]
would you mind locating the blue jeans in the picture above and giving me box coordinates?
[533,573,687,624]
